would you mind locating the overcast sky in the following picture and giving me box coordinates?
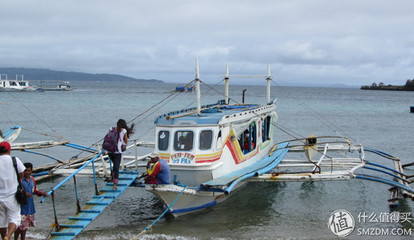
[1,0,413,86]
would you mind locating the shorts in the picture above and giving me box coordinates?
[19,214,35,230]
[145,176,158,184]
[0,196,21,228]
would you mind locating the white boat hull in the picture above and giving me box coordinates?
[146,183,246,217]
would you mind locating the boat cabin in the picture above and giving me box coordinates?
[154,100,277,186]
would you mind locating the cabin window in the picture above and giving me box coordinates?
[158,131,170,151]
[199,130,213,150]
[239,122,257,154]
[174,131,194,151]
[262,116,271,142]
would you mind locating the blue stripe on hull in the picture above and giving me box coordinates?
[171,201,217,213]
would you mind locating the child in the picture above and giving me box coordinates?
[14,163,48,240]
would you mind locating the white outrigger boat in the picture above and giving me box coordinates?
[146,62,290,216]
[0,74,41,92]
[144,62,414,217]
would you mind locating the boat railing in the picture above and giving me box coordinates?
[41,150,104,232]
[42,150,104,202]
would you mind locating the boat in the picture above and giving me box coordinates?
[0,74,41,92]
[144,62,297,216]
[0,126,21,143]
[175,85,195,92]
[39,82,72,91]
[144,62,414,217]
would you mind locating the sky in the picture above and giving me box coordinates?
[1,0,414,86]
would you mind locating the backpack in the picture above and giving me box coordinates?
[102,128,119,152]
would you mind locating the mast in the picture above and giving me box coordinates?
[224,64,230,104]
[222,64,272,104]
[195,59,201,116]
[266,64,271,104]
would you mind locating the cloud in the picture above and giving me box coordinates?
[1,0,414,85]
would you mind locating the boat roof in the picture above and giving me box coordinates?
[155,100,264,126]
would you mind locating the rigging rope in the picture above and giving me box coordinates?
[200,79,303,140]
[300,101,358,143]
[69,83,193,159]
[131,186,187,240]
[5,92,66,140]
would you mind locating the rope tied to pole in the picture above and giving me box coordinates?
[131,185,187,240]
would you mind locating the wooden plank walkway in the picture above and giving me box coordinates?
[49,170,139,240]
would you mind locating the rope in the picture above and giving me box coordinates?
[200,79,302,141]
[71,80,194,159]
[300,101,357,143]
[128,80,195,124]
[131,186,187,239]
[5,92,66,140]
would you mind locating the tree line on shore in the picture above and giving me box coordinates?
[361,78,414,91]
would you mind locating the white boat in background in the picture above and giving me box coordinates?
[40,82,72,91]
[0,74,41,92]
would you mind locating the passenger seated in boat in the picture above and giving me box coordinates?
[242,131,255,154]
[144,152,171,184]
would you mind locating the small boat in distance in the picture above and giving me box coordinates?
[39,82,72,91]
[0,74,41,92]
[175,82,195,92]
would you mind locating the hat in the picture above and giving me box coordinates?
[149,152,159,158]
[0,141,11,151]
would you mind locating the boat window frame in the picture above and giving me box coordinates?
[262,115,272,142]
[157,130,170,151]
[198,129,214,151]
[173,130,195,151]
[239,121,257,155]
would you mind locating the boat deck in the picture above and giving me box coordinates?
[155,101,264,125]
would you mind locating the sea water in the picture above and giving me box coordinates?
[1,80,413,239]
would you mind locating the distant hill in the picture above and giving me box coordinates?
[0,67,163,83]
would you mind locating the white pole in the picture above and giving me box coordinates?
[195,59,201,116]
[134,140,138,170]
[224,64,229,104]
[266,64,271,104]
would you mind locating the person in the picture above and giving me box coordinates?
[14,163,48,240]
[107,119,134,190]
[144,152,171,185]
[0,141,25,240]
[242,131,255,154]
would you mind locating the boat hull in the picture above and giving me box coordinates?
[146,182,246,217]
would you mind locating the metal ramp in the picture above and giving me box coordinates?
[48,170,139,240]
